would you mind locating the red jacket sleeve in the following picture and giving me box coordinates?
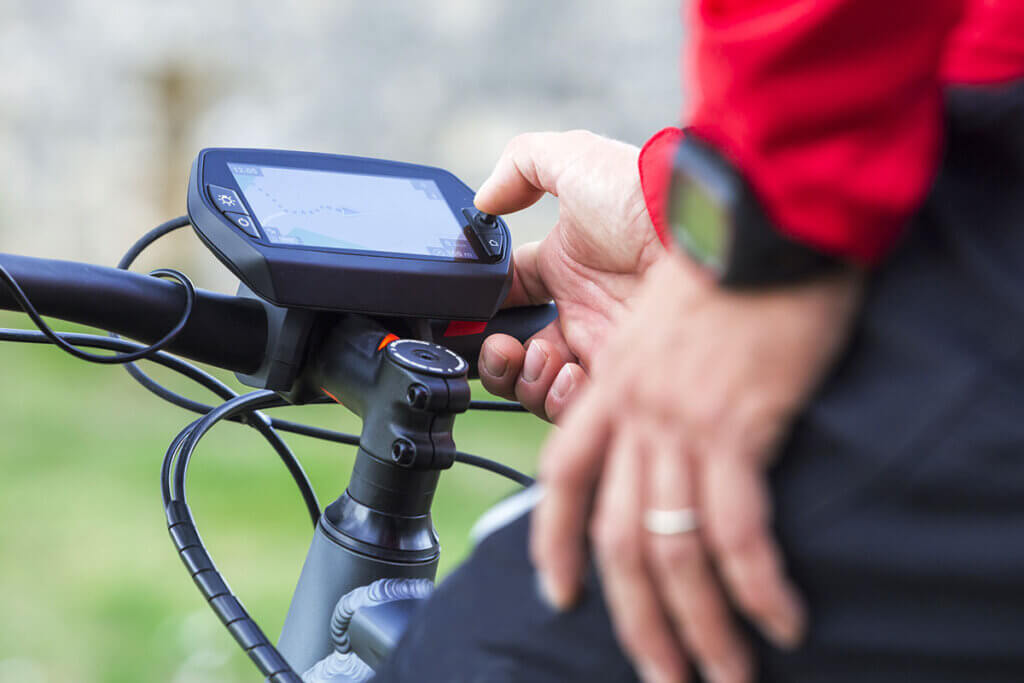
[641,0,965,265]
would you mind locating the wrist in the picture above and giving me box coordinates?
[622,146,674,276]
[639,128,848,287]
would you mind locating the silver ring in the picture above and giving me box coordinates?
[643,508,699,535]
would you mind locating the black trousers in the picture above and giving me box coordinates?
[373,81,1024,682]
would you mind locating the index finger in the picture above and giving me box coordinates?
[474,130,596,215]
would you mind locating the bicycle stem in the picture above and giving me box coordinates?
[277,315,471,673]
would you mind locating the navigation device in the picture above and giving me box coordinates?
[187,148,513,320]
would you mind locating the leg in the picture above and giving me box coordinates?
[372,510,638,683]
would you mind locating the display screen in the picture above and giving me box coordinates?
[228,163,476,259]
[668,175,728,272]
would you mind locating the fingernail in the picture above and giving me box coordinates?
[767,599,807,649]
[703,666,727,683]
[703,661,748,683]
[639,662,673,683]
[550,364,574,400]
[481,346,509,378]
[770,622,802,651]
[768,621,804,650]
[522,342,547,383]
[535,571,570,611]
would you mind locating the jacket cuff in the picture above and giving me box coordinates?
[689,0,963,265]
[638,126,686,250]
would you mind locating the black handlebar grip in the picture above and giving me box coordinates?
[436,303,558,378]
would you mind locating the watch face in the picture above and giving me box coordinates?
[668,174,729,272]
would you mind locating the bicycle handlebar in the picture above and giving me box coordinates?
[0,252,558,378]
[0,253,269,373]
[440,303,558,375]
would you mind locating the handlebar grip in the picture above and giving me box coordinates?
[437,303,558,377]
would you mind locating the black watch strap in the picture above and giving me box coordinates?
[668,135,844,288]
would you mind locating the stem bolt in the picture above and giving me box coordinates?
[407,383,430,409]
[391,438,416,466]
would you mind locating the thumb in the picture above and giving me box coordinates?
[502,241,553,309]
[475,130,594,215]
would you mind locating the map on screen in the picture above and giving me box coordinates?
[228,163,476,259]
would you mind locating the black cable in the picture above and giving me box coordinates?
[246,414,322,525]
[164,391,304,682]
[160,395,530,681]
[0,327,320,524]
[0,264,196,364]
[469,399,527,412]
[272,419,361,446]
[3,323,530,498]
[162,419,200,504]
[455,451,534,487]
[171,392,280,496]
[123,363,236,409]
[117,215,192,270]
[79,216,525,492]
[113,216,232,407]
[117,353,359,446]
[9,321,356,447]
[1,328,243,403]
[166,400,320,527]
[112,220,530,456]
[110,218,365,447]
[160,391,532,682]
[110,217,354,510]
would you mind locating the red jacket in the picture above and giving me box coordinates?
[640,0,1024,265]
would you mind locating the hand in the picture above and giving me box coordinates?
[532,256,864,683]
[475,130,667,421]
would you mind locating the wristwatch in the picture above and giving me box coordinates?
[667,135,842,288]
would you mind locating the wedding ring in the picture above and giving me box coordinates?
[643,508,699,535]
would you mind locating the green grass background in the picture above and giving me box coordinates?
[0,312,549,682]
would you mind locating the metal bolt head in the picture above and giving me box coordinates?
[391,438,416,466]
[406,383,430,409]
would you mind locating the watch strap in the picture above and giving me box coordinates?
[670,136,844,288]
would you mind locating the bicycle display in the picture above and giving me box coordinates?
[188,148,514,320]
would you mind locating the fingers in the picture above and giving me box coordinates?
[479,325,584,421]
[513,334,570,419]
[645,436,751,683]
[484,336,558,417]
[475,130,596,215]
[479,334,525,401]
[592,420,687,683]
[703,454,806,649]
[531,386,613,609]
[544,363,587,423]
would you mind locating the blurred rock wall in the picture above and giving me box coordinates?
[0,0,683,286]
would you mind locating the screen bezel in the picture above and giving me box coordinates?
[200,148,488,264]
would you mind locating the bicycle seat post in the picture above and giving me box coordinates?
[277,316,471,673]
